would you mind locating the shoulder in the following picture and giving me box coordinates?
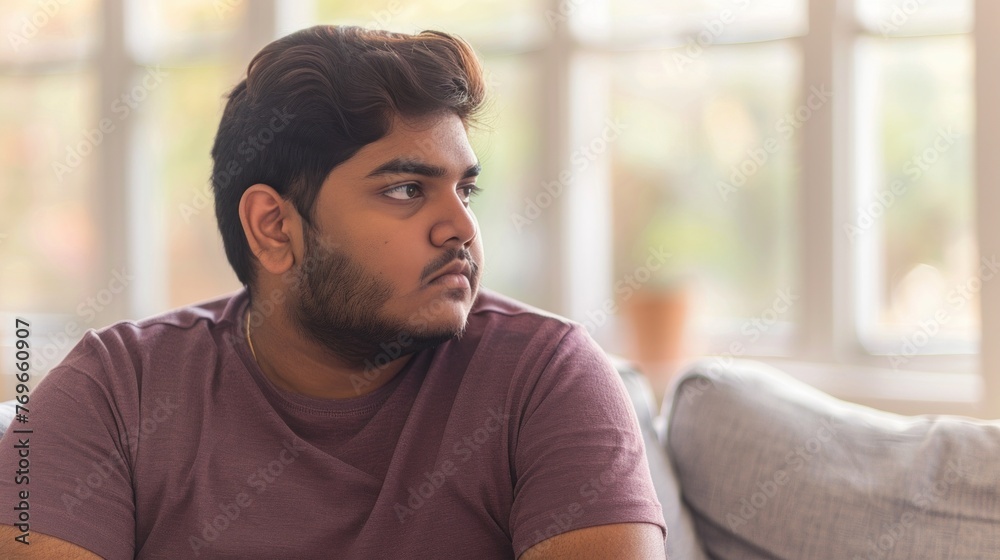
[51,290,247,391]
[81,291,247,355]
[467,288,578,337]
[461,289,605,374]
[94,290,245,350]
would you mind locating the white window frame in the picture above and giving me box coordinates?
[16,0,998,416]
[773,0,995,417]
[539,0,998,416]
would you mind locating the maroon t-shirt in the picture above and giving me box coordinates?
[0,289,665,559]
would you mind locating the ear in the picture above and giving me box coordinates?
[239,184,302,276]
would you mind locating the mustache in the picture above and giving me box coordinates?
[420,247,479,283]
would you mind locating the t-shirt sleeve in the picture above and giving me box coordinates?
[508,324,667,557]
[0,332,137,559]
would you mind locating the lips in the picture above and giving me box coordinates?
[427,260,473,286]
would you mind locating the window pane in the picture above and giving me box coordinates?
[125,0,246,61]
[855,0,971,36]
[611,41,800,344]
[468,55,546,308]
[141,62,244,309]
[314,0,542,43]
[0,0,98,62]
[0,70,98,389]
[854,36,974,350]
[0,70,99,313]
[607,0,806,38]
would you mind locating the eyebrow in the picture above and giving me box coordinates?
[366,157,481,180]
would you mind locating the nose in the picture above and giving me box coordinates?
[429,190,478,249]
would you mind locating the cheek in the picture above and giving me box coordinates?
[373,238,423,280]
[472,237,485,264]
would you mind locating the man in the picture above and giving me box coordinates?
[0,26,666,559]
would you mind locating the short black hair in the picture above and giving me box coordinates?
[210,25,486,288]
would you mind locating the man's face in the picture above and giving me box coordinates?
[288,112,484,365]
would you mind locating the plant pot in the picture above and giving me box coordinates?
[622,284,693,407]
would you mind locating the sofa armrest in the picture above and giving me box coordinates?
[610,357,708,560]
[0,400,16,438]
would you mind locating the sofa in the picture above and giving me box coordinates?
[631,358,1000,560]
[4,359,998,559]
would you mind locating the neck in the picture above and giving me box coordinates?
[245,301,411,399]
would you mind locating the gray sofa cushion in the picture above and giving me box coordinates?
[666,359,1000,560]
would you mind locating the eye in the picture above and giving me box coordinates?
[383,183,422,200]
[459,184,482,203]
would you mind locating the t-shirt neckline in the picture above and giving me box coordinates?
[232,291,417,417]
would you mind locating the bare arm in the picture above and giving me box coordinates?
[519,522,665,560]
[0,525,102,559]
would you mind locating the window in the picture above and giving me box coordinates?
[852,2,975,356]
[608,21,801,355]
[3,0,999,416]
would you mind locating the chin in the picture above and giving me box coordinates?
[402,298,471,337]
[398,313,468,351]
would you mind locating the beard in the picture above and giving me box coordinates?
[288,226,470,368]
